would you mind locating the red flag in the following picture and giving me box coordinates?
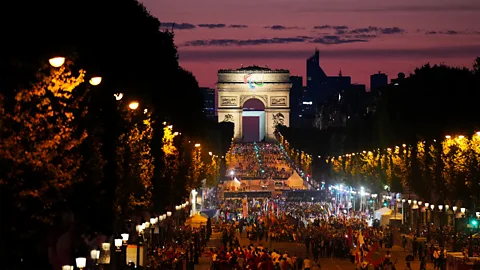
[347,227,353,247]
[365,243,383,267]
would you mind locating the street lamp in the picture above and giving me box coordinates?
[194,143,201,148]
[167,211,172,217]
[401,199,406,224]
[49,57,65,67]
[128,101,139,110]
[114,93,124,101]
[89,77,102,86]
[121,233,129,245]
[62,266,73,270]
[90,249,100,266]
[75,257,87,270]
[114,238,123,252]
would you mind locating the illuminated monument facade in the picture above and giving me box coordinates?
[217,66,291,141]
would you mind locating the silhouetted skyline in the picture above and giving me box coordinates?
[140,0,480,87]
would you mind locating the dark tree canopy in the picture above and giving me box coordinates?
[0,1,234,268]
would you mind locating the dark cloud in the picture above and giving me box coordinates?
[183,37,307,47]
[160,22,196,30]
[424,30,480,35]
[353,34,377,39]
[348,26,405,35]
[314,25,349,30]
[178,46,480,62]
[312,35,368,44]
[265,25,305,30]
[197,24,226,29]
[182,34,369,47]
[229,24,248,28]
[381,27,404,34]
[314,25,404,35]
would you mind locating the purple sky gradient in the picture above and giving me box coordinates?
[140,0,480,88]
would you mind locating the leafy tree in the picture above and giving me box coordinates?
[0,62,88,222]
[114,105,154,217]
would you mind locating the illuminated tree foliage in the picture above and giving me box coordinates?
[115,107,154,215]
[327,133,480,202]
[205,155,220,188]
[0,62,88,223]
[187,145,205,190]
[159,125,180,206]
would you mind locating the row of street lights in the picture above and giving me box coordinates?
[62,200,190,270]
[49,57,102,86]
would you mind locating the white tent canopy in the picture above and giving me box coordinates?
[287,171,304,189]
[185,214,208,228]
[374,207,403,227]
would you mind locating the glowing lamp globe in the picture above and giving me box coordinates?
[114,93,124,101]
[102,243,111,251]
[89,77,102,86]
[90,249,100,260]
[62,266,74,270]
[167,211,172,217]
[49,57,65,67]
[121,233,129,242]
[75,257,87,269]
[128,102,139,110]
[114,238,122,249]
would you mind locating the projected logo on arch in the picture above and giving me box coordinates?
[244,73,264,90]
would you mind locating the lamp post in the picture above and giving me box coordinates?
[417,201,422,237]
[191,189,198,216]
[136,224,145,268]
[150,217,158,253]
[408,199,412,227]
[75,257,87,270]
[401,199,406,224]
[453,206,458,231]
[90,249,100,268]
[371,194,378,215]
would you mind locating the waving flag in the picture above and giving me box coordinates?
[365,243,383,267]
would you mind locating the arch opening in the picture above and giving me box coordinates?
[242,98,265,142]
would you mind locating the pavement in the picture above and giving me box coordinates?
[195,232,435,270]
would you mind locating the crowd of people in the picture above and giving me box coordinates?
[228,143,293,180]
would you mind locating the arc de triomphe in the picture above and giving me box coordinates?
[217,66,291,141]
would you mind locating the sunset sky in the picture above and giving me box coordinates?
[140,0,480,89]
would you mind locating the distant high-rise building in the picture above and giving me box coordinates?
[370,72,388,92]
[199,87,216,120]
[289,76,303,127]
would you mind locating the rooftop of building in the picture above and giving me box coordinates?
[218,65,289,73]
